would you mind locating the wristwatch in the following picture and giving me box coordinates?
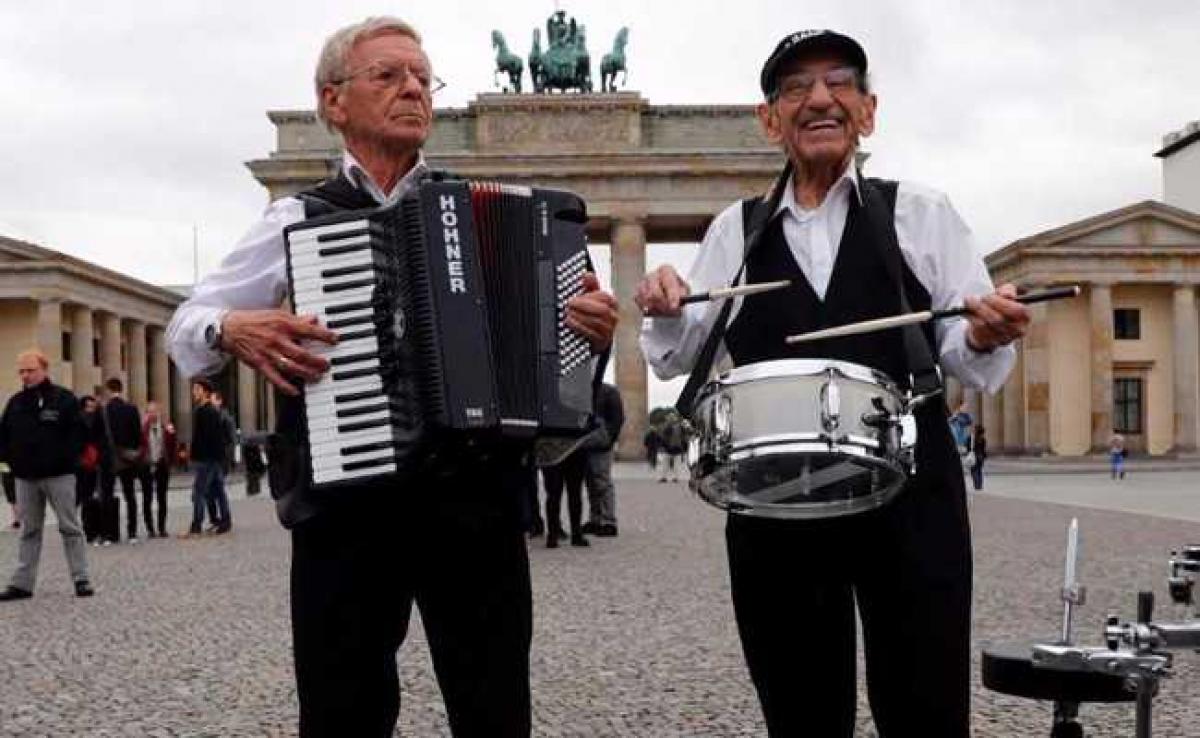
[203,313,227,352]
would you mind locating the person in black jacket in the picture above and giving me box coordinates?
[582,383,624,537]
[181,378,231,537]
[0,349,93,601]
[100,377,143,543]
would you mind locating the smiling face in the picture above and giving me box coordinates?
[757,52,876,174]
[319,31,434,156]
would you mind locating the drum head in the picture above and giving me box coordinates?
[692,448,906,519]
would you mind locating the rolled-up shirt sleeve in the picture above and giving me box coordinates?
[895,183,1015,394]
[166,197,304,378]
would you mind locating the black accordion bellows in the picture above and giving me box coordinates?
[282,178,595,490]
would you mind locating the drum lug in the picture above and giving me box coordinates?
[819,370,841,434]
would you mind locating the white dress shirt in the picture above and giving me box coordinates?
[166,152,428,378]
[640,161,1015,393]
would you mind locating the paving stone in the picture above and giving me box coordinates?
[0,469,1196,735]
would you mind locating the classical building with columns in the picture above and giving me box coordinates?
[967,121,1200,457]
[0,235,184,432]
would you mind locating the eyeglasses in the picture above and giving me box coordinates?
[773,67,860,102]
[335,62,446,95]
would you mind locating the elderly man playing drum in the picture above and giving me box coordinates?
[636,30,1028,736]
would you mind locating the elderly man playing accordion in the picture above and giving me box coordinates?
[637,30,1029,737]
[168,16,617,738]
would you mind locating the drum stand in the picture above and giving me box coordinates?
[983,534,1200,738]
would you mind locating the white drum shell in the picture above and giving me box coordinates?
[689,359,916,519]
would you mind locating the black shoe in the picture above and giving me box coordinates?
[595,524,618,537]
[0,586,32,601]
[214,525,231,535]
[550,528,569,541]
[581,522,599,535]
[570,533,590,547]
[528,520,545,537]
[74,581,95,598]
[546,535,559,549]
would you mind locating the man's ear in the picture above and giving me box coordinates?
[320,85,347,130]
[756,101,783,145]
[857,93,878,138]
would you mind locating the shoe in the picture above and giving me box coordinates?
[101,540,113,547]
[581,522,599,535]
[658,478,667,483]
[215,525,231,535]
[570,533,590,547]
[595,524,618,537]
[74,581,95,598]
[0,586,32,601]
[178,529,202,540]
[128,537,140,545]
[546,535,559,549]
[528,520,545,537]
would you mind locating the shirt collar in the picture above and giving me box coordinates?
[774,156,862,219]
[341,150,429,205]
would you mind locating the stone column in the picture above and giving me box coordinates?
[127,320,148,409]
[1003,334,1026,453]
[1172,284,1199,453]
[70,306,94,394]
[1024,302,1051,454]
[35,298,64,379]
[149,327,171,420]
[237,362,258,433]
[173,365,193,445]
[610,214,647,461]
[99,312,123,388]
[1089,282,1114,453]
[982,389,1002,456]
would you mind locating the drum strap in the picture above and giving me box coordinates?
[859,177,943,397]
[675,161,794,416]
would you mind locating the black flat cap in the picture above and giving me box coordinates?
[760,29,868,97]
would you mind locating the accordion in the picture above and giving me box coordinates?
[283,178,596,489]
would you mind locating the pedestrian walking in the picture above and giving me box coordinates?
[138,402,176,538]
[99,378,143,544]
[968,424,987,491]
[582,383,624,537]
[181,378,231,537]
[0,349,94,601]
[658,414,687,483]
[1110,433,1127,479]
[643,425,662,477]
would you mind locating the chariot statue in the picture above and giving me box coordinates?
[527,9,592,93]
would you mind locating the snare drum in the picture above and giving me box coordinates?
[688,359,917,519]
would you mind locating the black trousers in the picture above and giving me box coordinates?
[100,467,139,540]
[290,459,532,737]
[726,457,972,737]
[138,461,170,535]
[541,452,587,538]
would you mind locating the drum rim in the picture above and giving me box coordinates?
[713,358,901,393]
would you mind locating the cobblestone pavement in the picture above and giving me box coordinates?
[0,469,1198,736]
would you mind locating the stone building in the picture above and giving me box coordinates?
[0,235,188,436]
[970,121,1200,456]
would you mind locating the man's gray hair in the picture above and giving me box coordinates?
[314,16,423,128]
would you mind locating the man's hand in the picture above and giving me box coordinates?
[565,272,619,351]
[963,283,1031,353]
[633,265,690,318]
[220,309,339,396]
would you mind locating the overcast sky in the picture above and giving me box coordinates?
[1,1,1197,407]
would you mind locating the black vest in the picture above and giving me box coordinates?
[724,179,958,486]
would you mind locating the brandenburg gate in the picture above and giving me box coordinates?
[247,92,781,455]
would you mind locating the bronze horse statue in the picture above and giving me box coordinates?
[600,27,628,92]
[491,30,523,93]
[528,12,592,94]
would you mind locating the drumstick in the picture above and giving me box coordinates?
[784,285,1081,345]
[679,280,792,305]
